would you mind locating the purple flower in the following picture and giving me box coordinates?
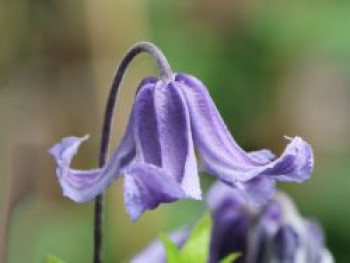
[132,182,333,263]
[49,73,313,221]
[208,182,333,263]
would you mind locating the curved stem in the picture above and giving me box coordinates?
[94,42,172,263]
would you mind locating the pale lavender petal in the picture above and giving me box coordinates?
[246,201,282,263]
[48,124,136,202]
[49,135,90,169]
[206,181,245,212]
[131,228,189,263]
[235,176,276,206]
[176,73,261,182]
[132,82,161,165]
[306,221,325,245]
[123,80,200,220]
[265,137,314,183]
[206,182,249,263]
[249,149,276,165]
[319,251,334,263]
[176,73,313,186]
[47,82,160,203]
[123,164,186,222]
[154,81,201,199]
[271,225,299,262]
[305,221,334,263]
[49,136,104,202]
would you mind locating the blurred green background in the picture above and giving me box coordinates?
[1,0,350,262]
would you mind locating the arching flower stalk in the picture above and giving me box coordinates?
[49,42,314,262]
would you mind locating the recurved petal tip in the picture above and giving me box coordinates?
[48,135,89,166]
[266,136,314,183]
[48,135,110,202]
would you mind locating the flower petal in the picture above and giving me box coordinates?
[122,79,201,221]
[132,81,162,165]
[264,137,314,183]
[176,73,261,182]
[49,136,104,202]
[271,225,299,262]
[206,181,245,213]
[246,201,282,263]
[123,164,186,222]
[47,81,160,202]
[153,81,201,199]
[235,176,276,206]
[248,149,276,165]
[176,73,313,186]
[206,182,249,263]
[48,123,135,202]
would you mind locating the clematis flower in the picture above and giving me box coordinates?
[132,182,334,263]
[49,73,313,221]
[208,182,333,263]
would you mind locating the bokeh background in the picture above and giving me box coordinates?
[1,1,350,262]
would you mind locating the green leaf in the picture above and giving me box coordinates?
[161,214,212,263]
[160,233,181,263]
[180,214,212,263]
[45,254,66,263]
[219,253,241,263]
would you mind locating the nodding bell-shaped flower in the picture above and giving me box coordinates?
[49,73,313,221]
